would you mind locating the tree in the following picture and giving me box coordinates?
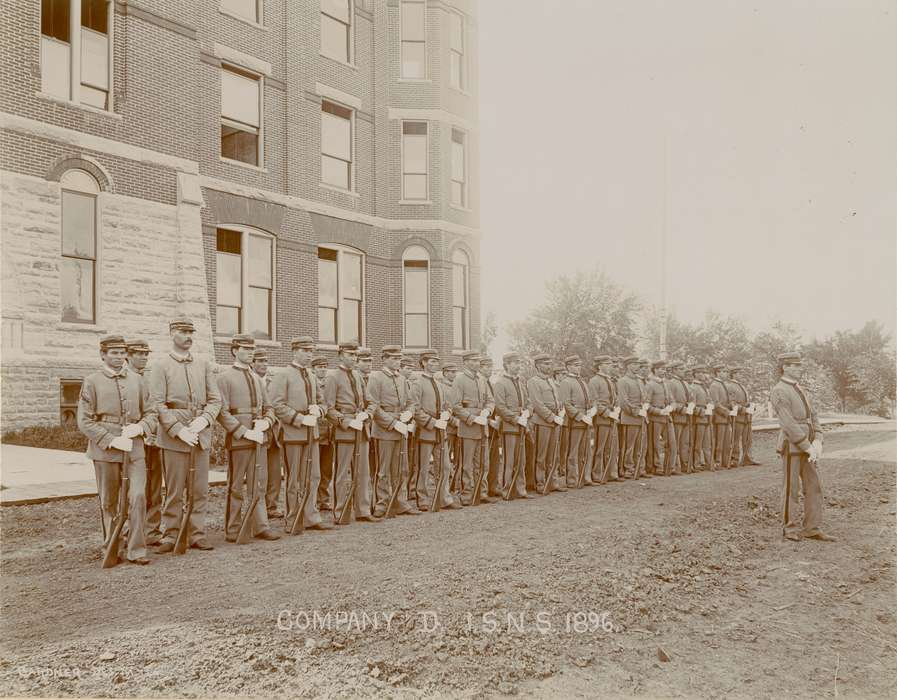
[507,267,640,366]
[641,308,751,367]
[480,310,498,356]
[849,347,897,417]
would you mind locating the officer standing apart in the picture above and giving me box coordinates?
[149,318,221,552]
[216,335,280,542]
[492,352,532,499]
[452,351,497,505]
[78,335,157,565]
[771,352,834,542]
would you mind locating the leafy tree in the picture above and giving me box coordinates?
[480,310,498,356]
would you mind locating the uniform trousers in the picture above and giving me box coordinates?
[265,442,282,515]
[161,446,210,545]
[781,450,824,537]
[731,418,748,465]
[283,440,322,528]
[673,418,690,472]
[374,437,414,514]
[144,445,164,544]
[590,423,618,482]
[225,445,271,539]
[459,435,486,504]
[565,425,591,487]
[94,457,147,560]
[620,424,641,473]
[486,429,503,496]
[316,442,334,511]
[531,425,559,492]
[414,437,455,509]
[333,434,372,521]
[651,419,678,475]
[692,421,712,468]
[501,432,528,498]
[712,421,732,468]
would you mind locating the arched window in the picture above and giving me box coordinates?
[215,226,276,339]
[317,244,365,344]
[60,169,99,324]
[451,249,469,350]
[403,245,430,348]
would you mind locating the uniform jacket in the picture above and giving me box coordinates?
[691,382,712,425]
[709,378,732,424]
[452,369,495,440]
[493,373,530,436]
[616,375,646,426]
[149,352,221,453]
[128,363,157,447]
[559,374,592,429]
[645,376,673,422]
[588,373,617,426]
[325,366,370,443]
[770,378,821,454]
[216,363,277,451]
[78,366,158,462]
[438,378,460,436]
[270,363,320,444]
[667,376,692,424]
[727,379,750,423]
[260,373,282,447]
[412,372,451,443]
[527,373,561,428]
[367,368,413,442]
[315,375,333,445]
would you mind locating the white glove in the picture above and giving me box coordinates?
[355,411,369,423]
[587,407,598,419]
[553,414,564,426]
[349,418,364,431]
[109,435,133,452]
[406,422,416,435]
[638,408,648,418]
[121,423,143,439]
[728,407,738,417]
[746,404,755,415]
[707,402,715,412]
[244,429,264,444]
[609,407,621,422]
[188,416,208,433]
[480,408,492,418]
[812,438,823,460]
[579,413,593,426]
[399,410,413,423]
[516,414,528,427]
[253,419,270,432]
[661,406,672,416]
[806,443,819,463]
[473,415,488,426]
[686,402,695,415]
[301,414,317,427]
[434,419,448,430]
[393,421,409,436]
[309,404,322,418]
[439,410,452,421]
[177,426,199,446]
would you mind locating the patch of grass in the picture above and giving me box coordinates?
[1,425,88,452]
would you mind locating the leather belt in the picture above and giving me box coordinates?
[96,415,123,425]
[229,406,260,415]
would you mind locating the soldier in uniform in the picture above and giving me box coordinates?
[452,351,497,505]
[269,337,332,532]
[149,318,221,552]
[635,360,653,476]
[410,349,460,510]
[559,355,594,488]
[666,362,693,474]
[252,349,283,520]
[527,353,565,493]
[369,345,419,516]
[126,338,164,546]
[771,352,834,542]
[399,355,419,502]
[690,366,715,470]
[617,356,647,478]
[439,362,461,493]
[709,364,734,469]
[312,356,335,513]
[324,342,377,523]
[478,356,503,498]
[357,346,377,506]
[357,347,373,387]
[588,355,620,483]
[646,361,678,476]
[610,357,627,479]
[492,352,532,499]
[216,335,280,543]
[729,366,760,465]
[78,335,157,565]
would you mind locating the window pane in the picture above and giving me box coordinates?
[321,110,351,160]
[80,85,107,109]
[451,138,465,180]
[453,263,466,306]
[60,257,94,323]
[42,0,70,41]
[81,0,108,33]
[451,181,463,206]
[217,228,242,254]
[41,36,70,99]
[318,307,336,343]
[340,299,360,343]
[404,265,428,313]
[216,252,242,307]
[81,28,108,90]
[401,43,426,79]
[453,307,464,349]
[401,1,425,40]
[403,132,427,173]
[403,174,427,200]
[221,0,258,22]
[323,0,350,23]
[321,15,349,62]
[342,252,362,299]
[449,13,463,51]
[217,306,240,336]
[405,314,428,347]
[246,287,271,339]
[221,69,260,127]
[61,191,96,258]
[221,124,259,165]
[450,52,462,89]
[318,256,338,307]
[248,235,272,288]
[321,155,350,189]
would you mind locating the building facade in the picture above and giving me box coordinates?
[0,0,481,430]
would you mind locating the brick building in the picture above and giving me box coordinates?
[0,0,481,430]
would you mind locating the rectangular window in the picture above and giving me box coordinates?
[216,228,274,339]
[221,0,260,23]
[60,189,96,324]
[449,11,464,90]
[318,246,364,344]
[401,121,428,200]
[452,259,468,349]
[221,65,262,166]
[321,0,352,64]
[400,0,426,79]
[42,0,112,109]
[321,100,353,190]
[404,259,429,347]
[60,379,83,426]
[451,128,467,207]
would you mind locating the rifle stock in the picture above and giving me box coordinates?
[102,453,129,569]
[237,442,263,544]
[338,428,361,526]
[385,431,407,518]
[290,437,315,535]
[540,423,563,495]
[174,447,195,554]
[431,432,447,512]
[471,421,488,505]
[504,425,526,500]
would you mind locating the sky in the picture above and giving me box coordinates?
[477,0,897,354]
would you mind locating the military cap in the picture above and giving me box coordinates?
[99,334,127,351]
[168,317,195,332]
[623,355,641,367]
[338,341,359,352]
[777,352,802,366]
[682,366,696,375]
[711,363,726,371]
[564,354,582,366]
[532,352,552,364]
[381,344,403,357]
[667,361,682,369]
[651,360,667,370]
[502,351,521,364]
[357,346,372,359]
[311,355,329,367]
[460,350,480,361]
[400,356,417,368]
[419,348,440,362]
[552,363,566,374]
[692,365,708,373]
[441,363,459,373]
[252,349,268,361]
[231,334,256,349]
[290,336,315,350]
[639,358,652,366]
[729,365,747,373]
[480,356,494,366]
[126,338,150,353]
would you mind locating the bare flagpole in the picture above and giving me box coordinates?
[659,131,669,360]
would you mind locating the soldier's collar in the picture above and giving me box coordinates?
[463,368,478,379]
[233,360,251,370]
[291,361,310,370]
[127,363,144,376]
[169,350,193,363]
[102,365,128,379]
[503,372,518,380]
[381,367,398,378]
[781,377,798,386]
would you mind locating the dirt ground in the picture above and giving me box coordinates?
[1,425,895,699]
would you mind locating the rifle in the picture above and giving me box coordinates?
[174,447,195,554]
[541,422,563,495]
[339,427,362,525]
[727,410,737,468]
[102,453,130,569]
[471,418,489,506]
[290,433,315,535]
[431,431,447,512]
[385,429,408,518]
[689,414,697,474]
[504,424,526,500]
[237,441,263,544]
[449,434,462,496]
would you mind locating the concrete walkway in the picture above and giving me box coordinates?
[0,416,892,506]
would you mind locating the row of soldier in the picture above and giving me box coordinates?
[77,319,761,566]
